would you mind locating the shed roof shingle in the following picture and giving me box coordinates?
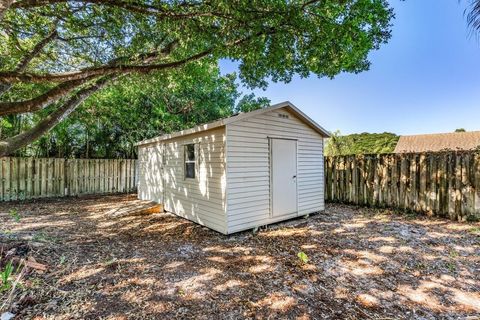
[394,131,480,153]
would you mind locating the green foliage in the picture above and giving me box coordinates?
[32,231,56,243]
[446,261,457,273]
[469,226,480,234]
[0,261,14,292]
[297,251,309,264]
[455,128,466,132]
[234,94,271,114]
[0,0,393,156]
[466,215,480,223]
[325,131,399,156]
[1,0,393,88]
[1,62,269,158]
[8,209,20,223]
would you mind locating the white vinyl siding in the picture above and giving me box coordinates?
[137,103,327,235]
[226,107,324,234]
[162,127,227,234]
[137,144,163,203]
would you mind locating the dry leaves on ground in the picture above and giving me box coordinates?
[0,194,479,319]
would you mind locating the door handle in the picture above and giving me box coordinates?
[293,175,297,179]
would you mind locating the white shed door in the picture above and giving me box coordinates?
[271,139,297,217]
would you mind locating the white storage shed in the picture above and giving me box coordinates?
[135,101,330,234]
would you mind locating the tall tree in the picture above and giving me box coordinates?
[325,131,399,156]
[5,61,269,158]
[466,0,480,31]
[0,0,393,156]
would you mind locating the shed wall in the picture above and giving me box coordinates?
[138,144,163,203]
[162,127,227,234]
[226,107,324,233]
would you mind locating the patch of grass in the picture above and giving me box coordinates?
[413,261,427,271]
[28,277,43,288]
[446,261,457,273]
[449,249,459,259]
[466,215,480,223]
[0,261,14,293]
[0,229,19,242]
[32,231,55,243]
[297,251,309,264]
[9,209,21,223]
[404,211,419,220]
[380,208,396,216]
[469,227,480,235]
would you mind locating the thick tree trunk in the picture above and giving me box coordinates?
[0,75,117,156]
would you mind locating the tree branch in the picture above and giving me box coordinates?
[11,0,213,18]
[0,39,178,117]
[16,28,57,71]
[0,38,179,119]
[0,48,212,83]
[0,27,58,96]
[0,74,119,156]
[0,75,97,116]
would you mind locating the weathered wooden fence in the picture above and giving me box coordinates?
[325,152,480,221]
[0,157,137,201]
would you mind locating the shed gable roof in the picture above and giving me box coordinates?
[394,131,480,153]
[136,101,330,146]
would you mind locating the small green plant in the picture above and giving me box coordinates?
[0,262,26,312]
[446,261,456,273]
[104,258,117,267]
[449,249,459,259]
[8,209,20,223]
[104,258,121,271]
[0,261,14,292]
[469,227,480,235]
[414,261,427,270]
[405,211,418,220]
[466,215,480,223]
[59,255,67,265]
[297,251,309,264]
[32,231,55,243]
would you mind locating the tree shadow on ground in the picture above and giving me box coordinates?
[0,195,479,319]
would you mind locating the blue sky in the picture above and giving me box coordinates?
[219,0,480,136]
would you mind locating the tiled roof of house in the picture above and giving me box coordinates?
[394,131,480,153]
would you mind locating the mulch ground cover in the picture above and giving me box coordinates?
[1,194,479,319]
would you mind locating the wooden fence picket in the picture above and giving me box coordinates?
[0,158,138,201]
[325,151,480,221]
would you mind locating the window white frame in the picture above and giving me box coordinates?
[184,143,196,179]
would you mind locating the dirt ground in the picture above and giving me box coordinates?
[0,194,479,320]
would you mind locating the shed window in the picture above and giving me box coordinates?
[184,144,196,179]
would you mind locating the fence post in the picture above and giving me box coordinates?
[464,152,476,220]
[475,152,480,219]
[324,152,476,221]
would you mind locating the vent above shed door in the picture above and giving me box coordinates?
[278,113,289,119]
